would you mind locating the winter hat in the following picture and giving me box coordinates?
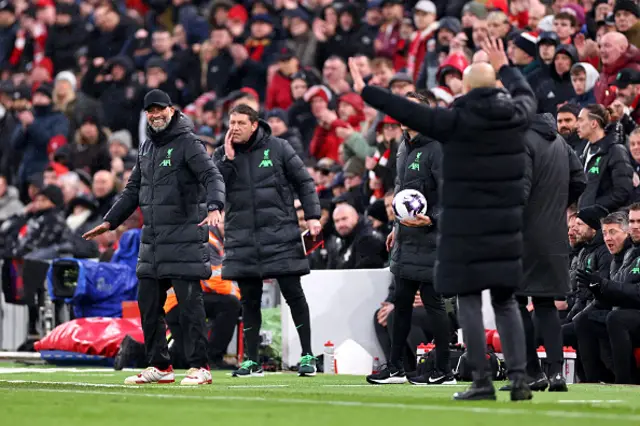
[514,32,539,58]
[266,108,289,126]
[240,87,259,102]
[462,1,488,19]
[284,8,311,23]
[203,99,217,112]
[68,194,99,213]
[145,57,168,73]
[538,31,559,46]
[55,71,77,90]
[614,0,640,18]
[251,13,274,25]
[109,130,133,150]
[33,57,54,77]
[367,199,388,223]
[338,92,364,113]
[438,17,462,34]
[577,205,609,230]
[33,82,53,99]
[75,169,92,189]
[376,115,401,132]
[47,135,67,156]
[0,0,15,14]
[55,2,78,16]
[561,4,586,27]
[414,0,436,14]
[429,86,454,105]
[389,72,414,87]
[304,85,332,103]
[343,157,365,177]
[227,4,248,24]
[38,184,64,208]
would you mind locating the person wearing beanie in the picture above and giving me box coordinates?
[511,32,542,77]
[335,92,375,163]
[614,0,640,48]
[284,8,317,69]
[307,85,344,162]
[84,88,225,386]
[266,108,304,157]
[366,198,390,232]
[11,82,69,199]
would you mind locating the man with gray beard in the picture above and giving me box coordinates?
[84,89,225,386]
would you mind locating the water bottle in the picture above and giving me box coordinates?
[323,341,335,374]
[372,357,381,374]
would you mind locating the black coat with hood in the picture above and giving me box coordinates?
[519,113,587,297]
[104,112,225,280]
[566,231,612,322]
[212,120,321,280]
[361,66,536,297]
[390,132,442,283]
[578,131,634,212]
[535,45,577,115]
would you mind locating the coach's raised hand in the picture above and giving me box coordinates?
[481,37,509,73]
[348,57,366,94]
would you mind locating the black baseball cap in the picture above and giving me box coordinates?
[143,89,172,111]
[613,68,640,88]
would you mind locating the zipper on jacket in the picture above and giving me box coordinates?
[247,147,262,278]
[150,144,157,272]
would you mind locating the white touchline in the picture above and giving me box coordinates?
[2,383,640,422]
[558,400,624,404]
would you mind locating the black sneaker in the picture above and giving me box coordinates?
[232,360,265,377]
[409,370,457,386]
[548,373,568,392]
[453,379,496,401]
[499,373,548,392]
[366,365,407,384]
[510,378,533,401]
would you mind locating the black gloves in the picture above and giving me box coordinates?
[575,269,603,295]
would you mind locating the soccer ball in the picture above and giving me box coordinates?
[392,189,427,220]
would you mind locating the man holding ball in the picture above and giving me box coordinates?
[366,91,454,386]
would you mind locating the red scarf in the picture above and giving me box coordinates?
[245,38,271,62]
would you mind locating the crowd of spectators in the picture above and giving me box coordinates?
[2,0,640,381]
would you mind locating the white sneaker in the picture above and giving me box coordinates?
[124,366,175,384]
[180,367,213,385]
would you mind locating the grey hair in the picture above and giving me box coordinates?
[601,211,629,230]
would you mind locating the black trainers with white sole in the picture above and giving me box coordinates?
[408,370,457,386]
[366,365,407,384]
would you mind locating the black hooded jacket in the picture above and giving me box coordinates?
[519,113,587,297]
[535,45,578,115]
[390,132,442,282]
[361,66,536,297]
[213,120,321,280]
[104,112,225,280]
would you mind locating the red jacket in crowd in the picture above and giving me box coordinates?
[266,72,293,110]
[595,45,640,106]
[407,26,436,82]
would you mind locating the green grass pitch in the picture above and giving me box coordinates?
[1,363,640,425]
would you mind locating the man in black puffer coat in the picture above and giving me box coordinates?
[350,38,536,401]
[505,113,586,393]
[213,104,322,378]
[84,90,225,386]
[366,91,453,387]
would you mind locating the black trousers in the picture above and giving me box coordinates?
[574,306,615,383]
[166,292,241,368]
[374,307,435,371]
[458,288,526,382]
[606,309,640,384]
[138,277,209,370]
[389,277,451,372]
[517,296,564,377]
[238,275,312,362]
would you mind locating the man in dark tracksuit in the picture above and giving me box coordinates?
[575,208,640,383]
[366,91,453,386]
[501,113,586,393]
[213,104,322,378]
[350,39,537,401]
[84,89,225,386]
